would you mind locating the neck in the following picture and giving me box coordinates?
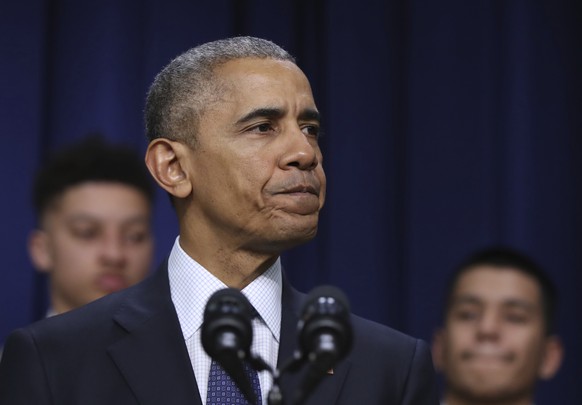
[49,285,74,315]
[179,232,278,289]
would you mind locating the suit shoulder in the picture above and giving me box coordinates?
[348,313,433,377]
[350,313,420,351]
[337,314,438,403]
[26,270,165,346]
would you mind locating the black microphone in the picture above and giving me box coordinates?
[294,285,353,404]
[201,288,259,405]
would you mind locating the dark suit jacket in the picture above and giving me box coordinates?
[0,261,438,404]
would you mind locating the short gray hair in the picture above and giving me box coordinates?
[145,36,296,145]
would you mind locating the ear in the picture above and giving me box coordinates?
[538,335,564,380]
[431,328,446,371]
[28,229,53,273]
[145,138,193,199]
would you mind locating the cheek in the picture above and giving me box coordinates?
[235,159,274,200]
[210,155,271,200]
[513,332,545,362]
[50,239,96,274]
[246,157,272,181]
[126,245,153,274]
[317,167,327,203]
[445,327,473,357]
[50,252,96,287]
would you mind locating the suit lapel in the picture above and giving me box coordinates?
[105,263,349,404]
[108,263,202,405]
[277,276,302,367]
[278,278,351,404]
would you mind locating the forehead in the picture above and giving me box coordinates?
[46,182,150,221]
[452,265,542,307]
[211,57,316,108]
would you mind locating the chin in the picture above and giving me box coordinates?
[455,376,519,401]
[257,227,318,253]
[286,223,319,242]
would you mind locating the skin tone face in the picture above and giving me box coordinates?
[147,58,326,288]
[432,266,563,405]
[28,182,153,314]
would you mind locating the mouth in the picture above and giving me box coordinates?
[277,184,319,196]
[97,273,128,293]
[268,181,322,216]
[461,350,514,363]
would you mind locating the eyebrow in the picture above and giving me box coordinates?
[236,108,284,125]
[501,299,536,312]
[65,214,150,225]
[298,108,321,122]
[452,296,481,306]
[452,295,536,312]
[235,107,320,126]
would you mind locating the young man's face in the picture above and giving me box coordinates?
[433,266,562,403]
[29,182,153,314]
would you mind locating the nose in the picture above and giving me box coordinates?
[278,126,319,171]
[475,311,501,341]
[99,234,127,269]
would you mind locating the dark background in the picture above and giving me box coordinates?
[1,0,580,401]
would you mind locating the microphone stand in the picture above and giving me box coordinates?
[246,353,284,405]
[249,350,307,405]
[267,354,299,405]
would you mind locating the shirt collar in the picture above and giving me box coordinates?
[168,236,282,342]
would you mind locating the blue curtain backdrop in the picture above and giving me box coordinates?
[1,0,580,402]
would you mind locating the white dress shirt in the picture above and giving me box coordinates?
[168,237,282,404]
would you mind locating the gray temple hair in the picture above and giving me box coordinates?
[144,36,296,145]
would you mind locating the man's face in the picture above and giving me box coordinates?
[434,266,555,402]
[30,182,153,313]
[183,58,326,254]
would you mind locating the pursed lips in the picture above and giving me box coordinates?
[269,181,322,215]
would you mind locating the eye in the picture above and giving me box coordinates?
[122,223,152,245]
[247,122,276,134]
[451,306,480,322]
[70,225,100,241]
[456,310,479,321]
[125,230,151,245]
[504,312,529,324]
[301,124,320,139]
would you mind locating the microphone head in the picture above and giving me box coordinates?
[298,285,353,365]
[201,288,254,360]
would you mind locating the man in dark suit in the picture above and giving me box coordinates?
[0,36,438,404]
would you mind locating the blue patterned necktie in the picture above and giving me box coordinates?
[206,359,262,404]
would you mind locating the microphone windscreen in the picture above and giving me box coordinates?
[201,288,258,404]
[298,285,353,362]
[202,288,253,359]
[293,285,353,404]
[302,285,351,314]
